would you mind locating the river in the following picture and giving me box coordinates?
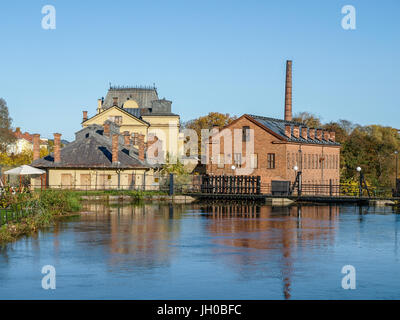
[1,201,400,299]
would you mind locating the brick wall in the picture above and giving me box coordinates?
[206,117,340,185]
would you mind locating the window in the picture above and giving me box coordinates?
[108,116,122,125]
[234,153,242,168]
[242,126,250,142]
[251,154,258,169]
[218,154,224,168]
[267,153,275,169]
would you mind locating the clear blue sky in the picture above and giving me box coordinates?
[0,0,399,141]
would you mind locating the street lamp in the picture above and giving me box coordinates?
[356,166,362,197]
[231,165,236,176]
[395,151,398,187]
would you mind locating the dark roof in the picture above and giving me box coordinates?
[247,114,340,146]
[103,86,159,109]
[32,125,152,169]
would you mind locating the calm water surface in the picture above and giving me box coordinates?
[1,202,400,299]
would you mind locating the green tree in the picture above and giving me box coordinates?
[292,112,322,128]
[0,98,16,152]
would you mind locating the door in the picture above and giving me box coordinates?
[61,174,72,189]
[80,174,91,190]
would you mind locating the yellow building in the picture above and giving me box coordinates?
[82,85,184,161]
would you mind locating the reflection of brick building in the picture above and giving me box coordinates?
[206,61,341,186]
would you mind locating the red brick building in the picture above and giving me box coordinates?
[206,61,341,186]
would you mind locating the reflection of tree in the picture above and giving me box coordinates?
[77,202,188,272]
[201,204,339,299]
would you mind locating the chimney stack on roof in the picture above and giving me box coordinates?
[284,60,293,121]
[113,97,118,107]
[54,133,62,163]
[301,127,308,140]
[104,123,110,137]
[82,111,88,122]
[138,134,145,161]
[316,129,323,140]
[330,131,336,142]
[309,128,316,140]
[112,134,119,164]
[323,130,330,141]
[293,125,300,139]
[285,124,291,138]
[33,134,40,161]
[123,131,131,147]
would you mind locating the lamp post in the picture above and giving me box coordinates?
[231,165,236,176]
[356,166,362,197]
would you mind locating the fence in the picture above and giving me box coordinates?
[0,201,40,226]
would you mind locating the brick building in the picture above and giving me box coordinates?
[206,61,341,186]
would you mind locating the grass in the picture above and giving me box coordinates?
[0,190,82,244]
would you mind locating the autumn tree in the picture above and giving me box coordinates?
[292,112,322,128]
[0,98,15,152]
[183,112,236,159]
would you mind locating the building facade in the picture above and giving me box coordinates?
[31,121,157,190]
[7,128,48,155]
[82,86,184,160]
[206,60,341,186]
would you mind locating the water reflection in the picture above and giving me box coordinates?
[1,201,400,299]
[200,203,340,299]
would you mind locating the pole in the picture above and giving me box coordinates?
[169,173,174,196]
[359,172,362,198]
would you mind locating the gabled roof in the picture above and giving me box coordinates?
[246,114,340,146]
[83,106,150,126]
[32,125,152,169]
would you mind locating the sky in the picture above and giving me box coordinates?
[0,0,399,141]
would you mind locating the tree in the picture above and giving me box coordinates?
[183,112,236,159]
[0,98,15,152]
[292,112,322,128]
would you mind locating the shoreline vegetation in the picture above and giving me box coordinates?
[0,189,169,245]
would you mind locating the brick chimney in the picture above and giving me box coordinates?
[104,123,110,137]
[138,134,145,161]
[293,125,300,139]
[82,111,88,122]
[123,131,131,147]
[284,60,292,121]
[113,97,118,107]
[330,131,336,142]
[112,134,119,164]
[54,133,62,163]
[309,128,315,140]
[316,129,323,140]
[33,134,40,161]
[97,99,102,109]
[285,124,291,138]
[301,127,308,140]
[323,130,330,141]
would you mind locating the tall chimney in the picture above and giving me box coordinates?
[33,134,40,161]
[54,133,62,163]
[104,123,110,137]
[284,60,293,121]
[82,111,88,122]
[138,134,145,161]
[123,131,131,147]
[112,134,119,164]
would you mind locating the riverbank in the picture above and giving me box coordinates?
[0,190,82,244]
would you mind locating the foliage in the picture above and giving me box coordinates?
[0,98,16,152]
[0,148,48,167]
[295,113,400,188]
[292,112,322,128]
[183,112,237,158]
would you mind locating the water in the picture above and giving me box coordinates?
[1,202,400,300]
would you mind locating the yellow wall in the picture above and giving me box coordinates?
[32,168,160,190]
[83,107,183,159]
